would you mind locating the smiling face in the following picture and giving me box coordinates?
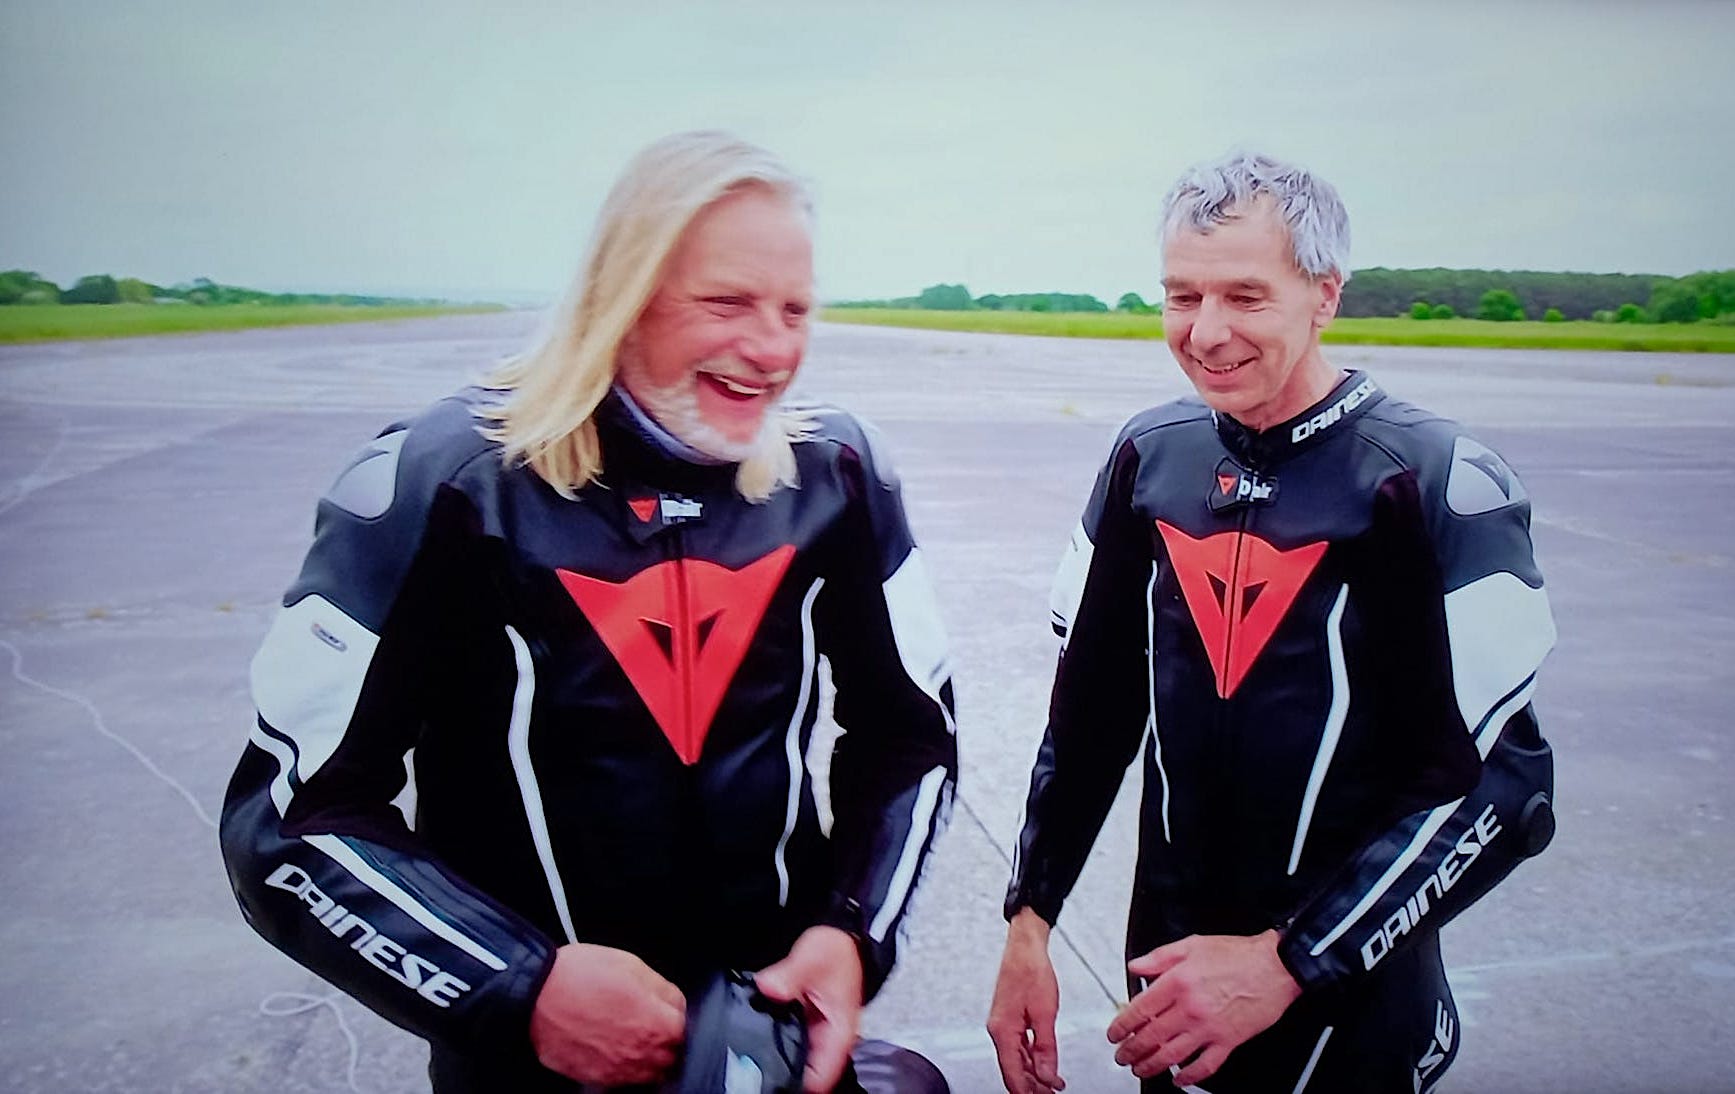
[617,185,814,462]
[1161,197,1343,432]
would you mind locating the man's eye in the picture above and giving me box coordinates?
[1167,294,1199,308]
[785,303,810,322]
[1231,295,1261,306]
[706,296,748,309]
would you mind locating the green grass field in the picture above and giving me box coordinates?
[0,303,506,345]
[12,303,1730,354]
[821,308,1735,353]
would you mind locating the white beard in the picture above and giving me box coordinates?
[627,365,784,465]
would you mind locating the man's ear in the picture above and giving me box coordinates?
[1313,273,1344,330]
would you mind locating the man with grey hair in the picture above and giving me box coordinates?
[221,131,955,1093]
[987,151,1557,1092]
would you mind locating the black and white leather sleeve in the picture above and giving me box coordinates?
[219,408,555,1052]
[812,418,958,1000]
[1280,436,1557,990]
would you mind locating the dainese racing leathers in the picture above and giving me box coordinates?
[1006,371,1556,1092]
[220,388,957,1090]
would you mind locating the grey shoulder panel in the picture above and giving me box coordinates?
[1444,435,1529,516]
[325,430,409,519]
[322,391,500,519]
[1361,401,1531,515]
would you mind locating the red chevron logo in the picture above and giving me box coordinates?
[1156,521,1326,699]
[558,545,795,763]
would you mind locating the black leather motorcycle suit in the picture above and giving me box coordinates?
[220,387,958,1090]
[1005,371,1556,1092]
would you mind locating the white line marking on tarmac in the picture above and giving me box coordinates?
[2,635,218,829]
[259,991,372,1094]
[0,635,374,1094]
[0,413,69,518]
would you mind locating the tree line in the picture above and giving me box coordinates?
[0,270,432,308]
[834,283,1123,314]
[834,269,1735,325]
[14,266,1731,325]
[1343,268,1733,323]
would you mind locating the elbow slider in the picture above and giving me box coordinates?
[1517,791,1556,857]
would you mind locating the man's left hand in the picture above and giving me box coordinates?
[756,926,864,1093]
[1107,929,1301,1087]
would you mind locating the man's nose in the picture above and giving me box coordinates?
[738,311,805,374]
[1188,299,1232,353]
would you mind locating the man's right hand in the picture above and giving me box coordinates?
[529,942,686,1085]
[986,908,1065,1094]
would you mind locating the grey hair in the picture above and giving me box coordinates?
[1160,151,1351,281]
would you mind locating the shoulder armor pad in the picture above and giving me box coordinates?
[1445,434,1528,515]
[792,400,901,490]
[324,429,408,519]
[323,391,497,519]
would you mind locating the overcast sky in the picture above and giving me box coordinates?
[3,1,1731,304]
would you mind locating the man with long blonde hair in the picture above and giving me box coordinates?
[222,131,957,1093]
[482,131,812,503]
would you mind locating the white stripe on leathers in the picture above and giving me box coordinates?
[504,625,578,944]
[246,725,507,971]
[1307,568,1553,956]
[774,579,825,906]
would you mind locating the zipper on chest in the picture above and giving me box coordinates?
[660,527,699,757]
[1157,508,1261,702]
[1216,507,1256,697]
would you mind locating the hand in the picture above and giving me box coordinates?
[528,943,685,1085]
[756,926,864,1093]
[1107,930,1301,1087]
[985,908,1065,1094]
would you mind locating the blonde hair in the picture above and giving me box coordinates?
[483,131,814,501]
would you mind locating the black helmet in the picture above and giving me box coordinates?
[668,970,808,1094]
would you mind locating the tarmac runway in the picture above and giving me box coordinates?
[2,312,1731,1093]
